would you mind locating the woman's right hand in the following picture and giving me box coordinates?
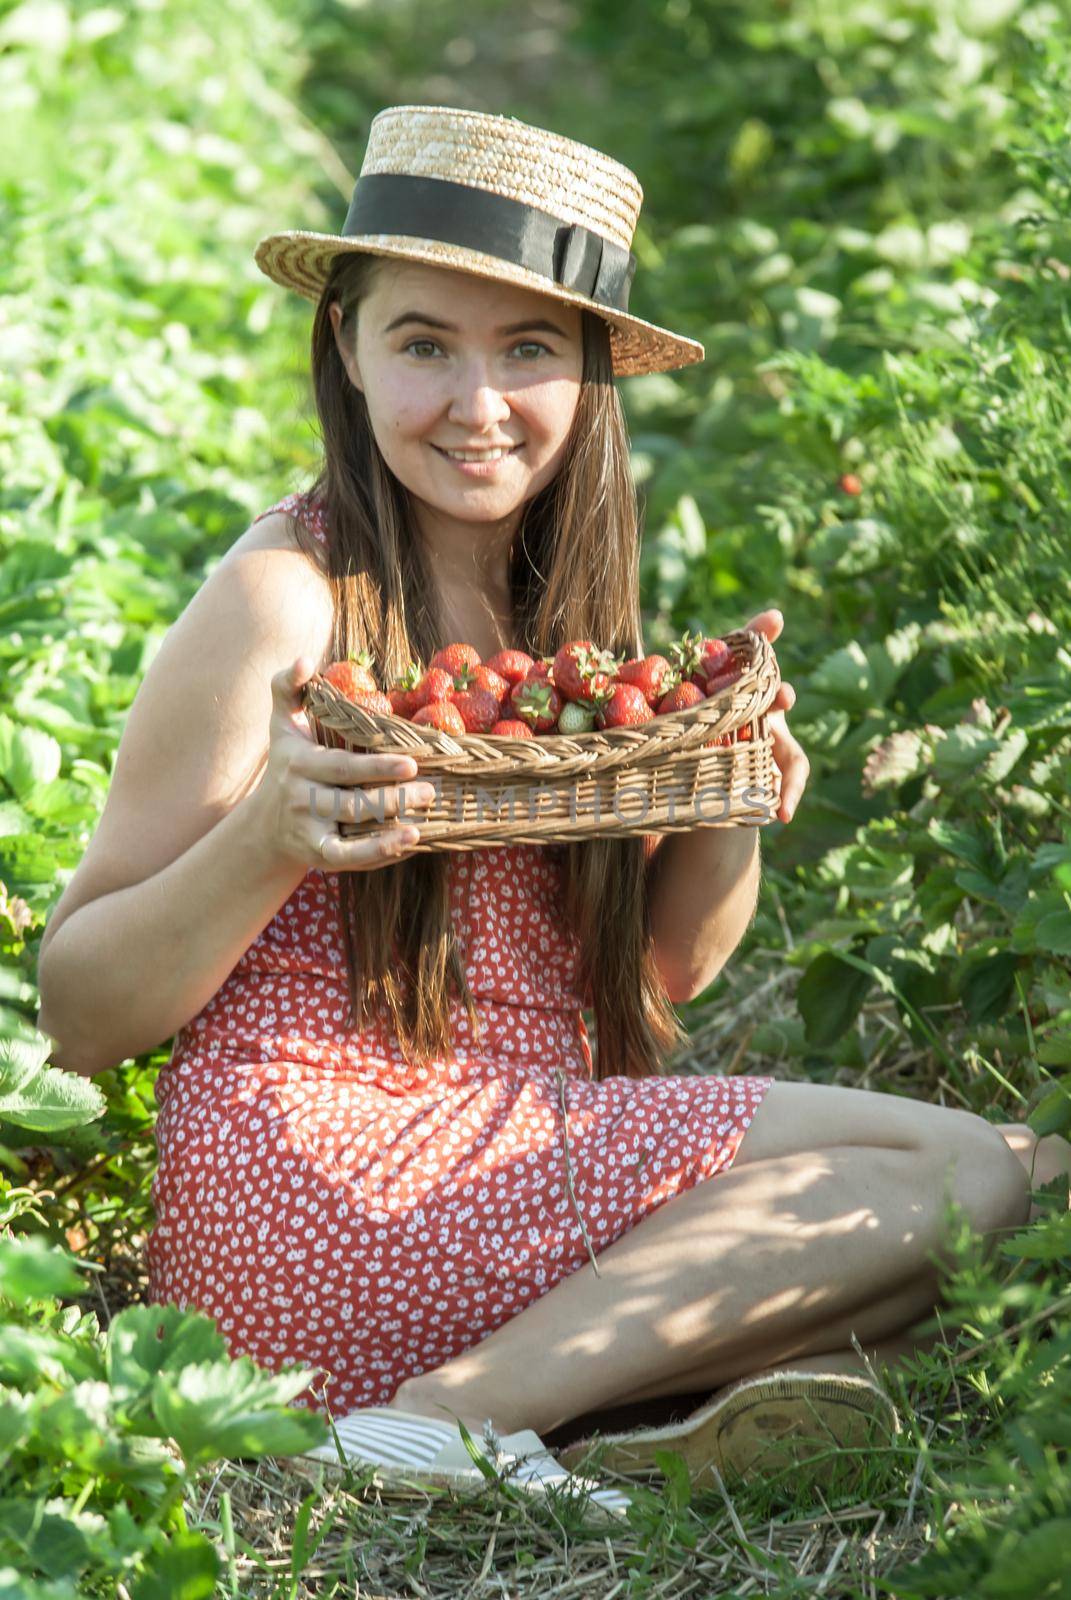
[255,655,437,871]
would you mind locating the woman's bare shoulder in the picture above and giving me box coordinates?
[224,509,334,645]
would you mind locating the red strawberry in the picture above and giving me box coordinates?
[323,650,378,699]
[387,662,424,719]
[350,690,392,718]
[696,638,732,687]
[617,654,671,707]
[413,666,454,708]
[485,648,535,687]
[552,640,618,703]
[429,642,481,676]
[595,683,654,730]
[412,700,466,735]
[669,631,733,691]
[510,676,562,733]
[702,663,743,699]
[490,718,534,739]
[657,681,706,716]
[449,685,501,734]
[838,472,863,495]
[452,661,509,706]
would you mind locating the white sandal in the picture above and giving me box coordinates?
[287,1406,633,1523]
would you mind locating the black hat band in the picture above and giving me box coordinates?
[341,172,637,313]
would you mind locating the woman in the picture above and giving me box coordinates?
[36,105,1065,1511]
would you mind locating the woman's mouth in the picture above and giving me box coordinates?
[432,444,521,477]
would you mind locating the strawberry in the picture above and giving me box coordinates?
[510,676,562,733]
[838,472,863,495]
[490,718,534,739]
[657,681,706,716]
[323,650,378,699]
[449,685,501,734]
[412,699,466,735]
[595,682,654,730]
[704,724,752,748]
[669,630,732,691]
[617,654,671,707]
[452,661,509,706]
[552,640,619,703]
[429,642,482,676]
[484,648,535,687]
[413,666,454,708]
[387,661,424,719]
[350,689,393,717]
[696,638,732,687]
[557,700,596,735]
[702,662,743,699]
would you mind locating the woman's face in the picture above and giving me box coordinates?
[329,261,584,539]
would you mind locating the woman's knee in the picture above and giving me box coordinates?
[734,1082,1031,1234]
[734,1080,985,1167]
[922,1109,1032,1237]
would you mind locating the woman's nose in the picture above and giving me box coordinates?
[449,382,510,424]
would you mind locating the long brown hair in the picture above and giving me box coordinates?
[286,250,687,1079]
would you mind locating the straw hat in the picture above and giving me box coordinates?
[253,103,705,379]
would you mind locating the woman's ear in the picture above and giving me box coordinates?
[329,300,364,393]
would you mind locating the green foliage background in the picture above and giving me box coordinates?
[1,0,1070,1592]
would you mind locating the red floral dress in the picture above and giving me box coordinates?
[146,489,774,1418]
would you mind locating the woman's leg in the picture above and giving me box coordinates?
[628,1118,1071,1401]
[389,1082,1031,1436]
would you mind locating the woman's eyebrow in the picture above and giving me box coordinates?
[384,311,569,337]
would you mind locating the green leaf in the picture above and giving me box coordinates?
[0,1387,32,1454]
[0,1235,85,1304]
[1028,1078,1071,1138]
[0,715,63,802]
[808,640,900,713]
[796,950,874,1047]
[980,727,1029,784]
[979,1517,1071,1597]
[653,1446,692,1509]
[150,1357,326,1466]
[0,1499,92,1583]
[932,724,1001,781]
[1037,1028,1071,1067]
[959,952,1021,1025]
[927,820,993,873]
[0,1324,102,1389]
[0,1034,105,1133]
[106,1304,228,1411]
[129,1531,220,1600]
[1034,909,1071,956]
[1000,1212,1071,1262]
[30,1383,179,1487]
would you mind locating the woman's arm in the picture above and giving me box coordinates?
[646,826,761,1003]
[35,517,336,1078]
[36,790,306,1077]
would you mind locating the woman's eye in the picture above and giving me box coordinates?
[403,340,552,360]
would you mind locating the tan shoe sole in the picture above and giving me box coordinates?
[556,1370,901,1488]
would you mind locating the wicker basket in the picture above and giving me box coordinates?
[301,627,782,853]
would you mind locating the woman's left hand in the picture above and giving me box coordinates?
[739,608,809,824]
